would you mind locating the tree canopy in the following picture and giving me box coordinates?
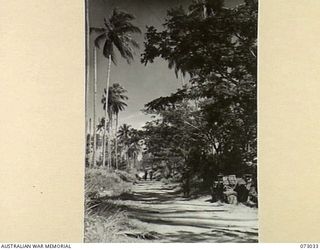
[140,0,257,186]
[91,8,142,64]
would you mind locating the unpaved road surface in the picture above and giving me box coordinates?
[119,181,258,243]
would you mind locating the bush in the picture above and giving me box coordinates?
[161,177,172,185]
[85,169,132,200]
[115,169,137,182]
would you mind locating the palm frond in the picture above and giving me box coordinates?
[122,34,140,49]
[111,9,135,24]
[94,33,106,48]
[90,27,105,34]
[130,39,140,49]
[112,35,134,63]
[116,23,141,35]
[103,18,112,31]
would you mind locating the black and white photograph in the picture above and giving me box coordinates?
[84,0,258,243]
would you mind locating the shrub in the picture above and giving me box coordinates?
[115,169,137,182]
[85,169,132,201]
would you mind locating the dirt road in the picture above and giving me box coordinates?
[118,181,258,243]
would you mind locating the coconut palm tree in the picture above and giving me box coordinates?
[101,83,128,169]
[127,128,142,169]
[118,124,131,142]
[109,83,128,169]
[118,124,132,167]
[90,8,141,169]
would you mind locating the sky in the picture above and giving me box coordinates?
[87,0,243,129]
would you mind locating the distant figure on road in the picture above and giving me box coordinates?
[149,170,153,181]
[182,172,190,197]
[144,170,148,181]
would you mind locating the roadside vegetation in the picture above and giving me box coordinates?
[84,168,150,242]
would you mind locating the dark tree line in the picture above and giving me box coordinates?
[139,0,257,194]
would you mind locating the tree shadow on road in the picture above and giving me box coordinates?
[159,229,258,243]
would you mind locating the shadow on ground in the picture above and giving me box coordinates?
[97,181,258,243]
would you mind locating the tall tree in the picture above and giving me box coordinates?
[127,128,143,169]
[91,8,141,169]
[102,83,128,169]
[110,83,128,169]
[85,0,90,158]
[118,123,132,167]
[89,43,98,168]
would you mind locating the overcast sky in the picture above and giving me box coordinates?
[87,0,243,129]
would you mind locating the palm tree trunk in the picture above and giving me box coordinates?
[126,148,130,168]
[85,119,88,138]
[102,55,112,169]
[85,0,91,165]
[92,47,97,168]
[101,118,106,167]
[115,113,119,169]
[85,0,90,147]
[102,117,108,169]
[88,118,92,137]
[107,114,112,169]
[86,118,91,164]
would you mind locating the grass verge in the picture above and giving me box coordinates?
[84,168,145,243]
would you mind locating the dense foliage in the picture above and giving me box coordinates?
[140,0,257,193]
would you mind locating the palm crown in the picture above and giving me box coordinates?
[90,8,141,64]
[102,83,128,118]
[118,124,131,141]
